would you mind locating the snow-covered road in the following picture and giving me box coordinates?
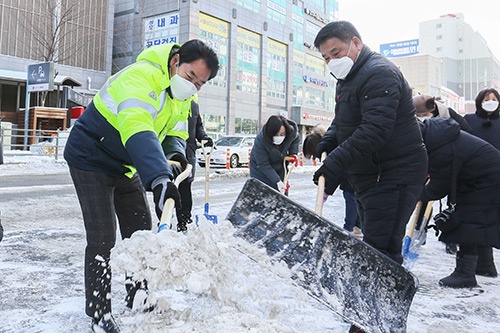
[0,154,499,332]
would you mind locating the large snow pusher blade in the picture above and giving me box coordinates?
[227,178,418,333]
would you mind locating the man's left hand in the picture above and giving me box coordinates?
[202,136,214,147]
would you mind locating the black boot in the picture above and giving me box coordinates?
[439,251,478,288]
[476,246,498,277]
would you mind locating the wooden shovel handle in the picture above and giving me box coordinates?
[159,162,193,229]
[315,152,327,215]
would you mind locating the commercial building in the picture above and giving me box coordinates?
[389,13,500,113]
[113,0,339,138]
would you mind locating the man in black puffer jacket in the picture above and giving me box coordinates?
[420,117,500,288]
[313,21,428,270]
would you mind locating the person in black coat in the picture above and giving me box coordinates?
[312,21,428,270]
[420,117,500,288]
[464,88,500,149]
[250,115,300,193]
[413,94,473,255]
[175,100,213,232]
[462,88,500,277]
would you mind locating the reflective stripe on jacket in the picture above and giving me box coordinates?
[64,43,194,188]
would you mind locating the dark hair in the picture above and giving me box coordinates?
[264,115,290,141]
[475,88,500,112]
[314,21,362,49]
[178,39,220,80]
[303,132,323,159]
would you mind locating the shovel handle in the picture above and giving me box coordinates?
[315,152,327,215]
[158,161,193,231]
[281,156,296,194]
[406,201,423,239]
[201,140,214,203]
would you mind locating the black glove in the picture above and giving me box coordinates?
[168,152,188,169]
[316,141,332,158]
[166,152,188,179]
[152,176,182,220]
[313,163,340,195]
[202,136,214,147]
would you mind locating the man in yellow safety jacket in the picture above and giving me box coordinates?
[64,39,219,333]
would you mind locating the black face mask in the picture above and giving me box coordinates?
[482,120,492,128]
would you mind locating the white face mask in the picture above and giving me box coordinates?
[482,100,499,112]
[327,41,355,80]
[170,74,197,100]
[273,136,285,145]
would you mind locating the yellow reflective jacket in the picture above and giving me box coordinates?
[64,43,195,188]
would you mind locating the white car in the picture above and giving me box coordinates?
[197,135,255,168]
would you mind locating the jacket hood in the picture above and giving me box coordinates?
[136,43,181,75]
[421,117,461,153]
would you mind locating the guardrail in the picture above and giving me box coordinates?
[1,127,68,160]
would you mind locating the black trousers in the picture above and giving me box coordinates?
[69,166,152,319]
[177,147,197,217]
[356,183,422,264]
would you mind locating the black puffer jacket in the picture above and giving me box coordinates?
[464,108,500,150]
[250,120,300,190]
[321,46,427,193]
[421,117,500,247]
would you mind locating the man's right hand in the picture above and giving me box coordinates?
[152,176,181,220]
[316,141,331,158]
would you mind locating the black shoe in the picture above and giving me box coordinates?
[177,212,192,232]
[91,315,120,333]
[125,279,155,312]
[349,324,366,333]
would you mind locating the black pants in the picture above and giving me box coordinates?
[177,148,197,217]
[357,183,422,264]
[69,166,152,319]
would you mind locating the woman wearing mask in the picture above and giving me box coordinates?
[463,88,500,279]
[250,115,300,194]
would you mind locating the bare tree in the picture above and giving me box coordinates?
[19,0,104,106]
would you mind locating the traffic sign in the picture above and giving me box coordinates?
[27,62,54,92]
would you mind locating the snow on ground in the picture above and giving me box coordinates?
[1,153,500,333]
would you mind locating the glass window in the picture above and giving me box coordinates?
[199,13,229,88]
[236,27,261,94]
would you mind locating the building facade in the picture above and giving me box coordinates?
[390,13,500,113]
[0,0,115,125]
[113,0,339,138]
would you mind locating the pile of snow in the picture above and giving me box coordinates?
[111,219,342,332]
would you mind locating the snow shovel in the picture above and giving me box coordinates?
[158,161,193,232]
[227,177,418,333]
[281,156,297,195]
[402,201,423,269]
[196,140,218,225]
[409,200,434,253]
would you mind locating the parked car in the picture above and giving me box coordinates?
[196,135,255,168]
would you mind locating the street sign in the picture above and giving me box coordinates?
[27,62,54,92]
